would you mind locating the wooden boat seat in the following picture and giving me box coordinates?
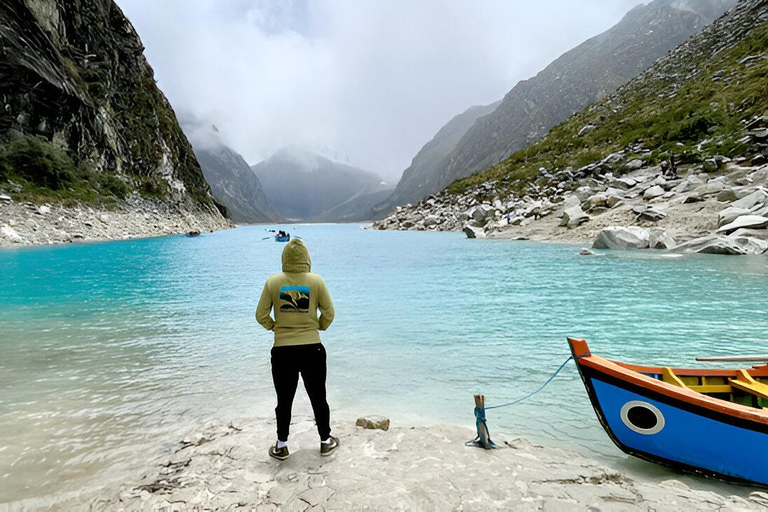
[729,370,768,401]
[662,368,733,394]
[662,367,686,387]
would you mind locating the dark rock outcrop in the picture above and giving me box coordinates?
[194,144,280,224]
[0,0,224,221]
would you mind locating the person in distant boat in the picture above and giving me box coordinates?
[256,238,337,460]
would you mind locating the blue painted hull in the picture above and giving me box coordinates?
[590,378,768,486]
[570,339,768,488]
[275,236,290,242]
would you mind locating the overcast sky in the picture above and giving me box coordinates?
[116,0,643,181]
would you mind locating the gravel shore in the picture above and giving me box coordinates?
[0,195,232,248]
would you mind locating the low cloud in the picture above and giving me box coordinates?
[117,0,643,180]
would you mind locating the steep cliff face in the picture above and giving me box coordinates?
[194,143,280,224]
[371,101,499,218]
[0,0,224,220]
[252,147,392,222]
[385,0,735,211]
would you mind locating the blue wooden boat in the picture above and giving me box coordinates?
[275,234,290,242]
[569,338,768,487]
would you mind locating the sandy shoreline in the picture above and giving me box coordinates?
[10,413,766,511]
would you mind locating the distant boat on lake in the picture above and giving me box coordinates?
[569,338,768,488]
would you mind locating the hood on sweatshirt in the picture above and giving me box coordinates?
[282,238,311,273]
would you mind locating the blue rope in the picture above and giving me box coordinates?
[484,355,574,410]
[469,355,576,448]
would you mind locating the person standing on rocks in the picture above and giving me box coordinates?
[256,238,338,460]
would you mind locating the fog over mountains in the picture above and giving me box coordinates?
[374,0,735,217]
[252,147,392,222]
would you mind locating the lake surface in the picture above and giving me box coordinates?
[2,224,768,503]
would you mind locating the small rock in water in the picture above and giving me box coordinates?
[579,248,598,256]
[356,415,390,431]
[463,225,485,239]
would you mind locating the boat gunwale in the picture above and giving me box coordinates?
[568,338,768,426]
[614,361,768,378]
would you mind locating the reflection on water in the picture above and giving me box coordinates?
[1,224,767,502]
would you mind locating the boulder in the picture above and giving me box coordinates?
[716,215,768,234]
[613,177,638,189]
[579,248,598,256]
[623,160,644,171]
[703,158,719,172]
[560,206,589,229]
[1,224,23,243]
[0,194,12,202]
[574,186,595,202]
[639,207,667,222]
[716,189,739,202]
[672,235,764,255]
[356,415,390,431]
[649,228,676,250]
[470,205,494,223]
[643,185,665,199]
[729,234,768,254]
[577,124,597,137]
[732,188,768,210]
[702,181,725,195]
[672,175,706,193]
[562,195,581,209]
[592,226,650,250]
[463,225,485,239]
[717,207,751,227]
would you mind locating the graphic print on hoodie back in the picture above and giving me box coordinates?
[256,239,335,347]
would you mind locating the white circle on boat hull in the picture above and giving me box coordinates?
[620,400,665,435]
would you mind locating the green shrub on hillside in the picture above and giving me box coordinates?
[448,20,768,196]
[0,135,131,203]
[0,136,77,189]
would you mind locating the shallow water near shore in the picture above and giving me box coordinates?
[2,223,768,503]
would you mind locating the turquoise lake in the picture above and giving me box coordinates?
[2,224,768,502]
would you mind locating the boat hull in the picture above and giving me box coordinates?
[275,236,290,242]
[570,339,768,487]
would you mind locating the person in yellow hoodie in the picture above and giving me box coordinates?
[256,239,338,460]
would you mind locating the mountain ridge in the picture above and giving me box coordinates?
[379,0,735,214]
[252,147,392,222]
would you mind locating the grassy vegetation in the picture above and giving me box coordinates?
[0,136,129,205]
[448,20,768,196]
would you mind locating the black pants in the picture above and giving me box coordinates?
[271,343,331,441]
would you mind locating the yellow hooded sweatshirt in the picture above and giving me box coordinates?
[256,239,335,346]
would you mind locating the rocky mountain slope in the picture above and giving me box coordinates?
[383,0,735,211]
[372,102,499,218]
[252,148,392,222]
[187,124,280,224]
[0,0,229,245]
[373,0,768,255]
